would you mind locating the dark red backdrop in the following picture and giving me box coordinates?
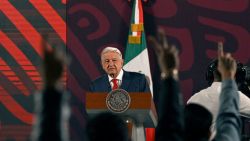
[1,0,249,141]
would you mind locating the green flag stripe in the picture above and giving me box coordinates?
[124,32,147,64]
[125,0,147,65]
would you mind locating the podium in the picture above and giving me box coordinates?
[85,92,158,141]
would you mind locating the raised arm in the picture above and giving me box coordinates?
[214,42,241,141]
[149,28,184,141]
[31,35,70,141]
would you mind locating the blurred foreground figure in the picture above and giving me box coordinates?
[31,37,70,141]
[184,103,213,141]
[148,28,184,141]
[86,112,129,141]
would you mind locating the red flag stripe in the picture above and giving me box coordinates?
[138,0,143,36]
[138,0,143,23]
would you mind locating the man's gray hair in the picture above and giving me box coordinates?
[101,47,122,59]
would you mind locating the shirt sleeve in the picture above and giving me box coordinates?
[156,77,184,141]
[239,91,250,117]
[213,79,241,141]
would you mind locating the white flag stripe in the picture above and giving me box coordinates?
[132,0,139,36]
[123,49,153,96]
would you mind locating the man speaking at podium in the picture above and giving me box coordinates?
[89,46,150,93]
[88,46,152,141]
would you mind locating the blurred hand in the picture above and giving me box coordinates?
[148,28,179,79]
[217,42,237,80]
[42,35,64,88]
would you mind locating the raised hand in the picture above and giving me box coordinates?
[148,28,179,79]
[217,42,237,80]
[41,35,65,88]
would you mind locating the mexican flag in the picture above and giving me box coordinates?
[123,0,153,96]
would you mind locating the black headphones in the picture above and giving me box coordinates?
[205,59,247,85]
[205,59,218,85]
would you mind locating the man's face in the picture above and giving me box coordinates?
[101,51,123,78]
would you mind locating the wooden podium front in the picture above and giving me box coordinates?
[85,92,157,128]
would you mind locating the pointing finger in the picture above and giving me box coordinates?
[218,41,224,59]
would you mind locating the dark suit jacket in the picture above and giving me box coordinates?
[32,87,70,141]
[89,70,150,93]
[156,77,184,141]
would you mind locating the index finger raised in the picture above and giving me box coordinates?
[218,41,224,59]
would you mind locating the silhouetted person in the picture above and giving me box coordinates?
[149,28,184,141]
[31,36,70,141]
[185,104,212,141]
[86,112,128,141]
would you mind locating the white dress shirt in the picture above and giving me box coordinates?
[108,69,124,89]
[187,82,250,139]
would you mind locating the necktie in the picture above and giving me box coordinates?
[112,79,118,90]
